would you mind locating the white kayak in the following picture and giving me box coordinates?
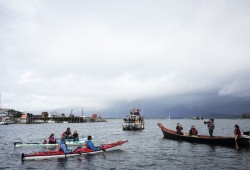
[14,138,87,148]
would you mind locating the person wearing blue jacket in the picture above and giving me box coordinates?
[58,137,72,154]
[86,136,104,151]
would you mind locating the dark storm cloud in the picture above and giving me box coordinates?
[0,0,250,117]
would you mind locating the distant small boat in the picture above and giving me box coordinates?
[62,121,68,123]
[34,120,44,124]
[192,116,203,120]
[47,120,55,123]
[0,121,8,125]
[157,123,250,147]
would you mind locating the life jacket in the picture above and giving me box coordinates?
[191,128,197,135]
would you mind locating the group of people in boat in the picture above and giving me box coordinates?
[61,127,79,141]
[176,123,198,136]
[123,109,144,124]
[43,127,79,144]
[176,119,243,140]
[42,127,103,154]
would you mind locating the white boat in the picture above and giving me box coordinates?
[122,108,144,130]
[47,120,55,123]
[62,121,68,123]
[14,138,88,148]
[0,121,7,125]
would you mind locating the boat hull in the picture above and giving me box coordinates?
[15,139,88,148]
[122,122,144,130]
[158,123,249,147]
[22,140,128,161]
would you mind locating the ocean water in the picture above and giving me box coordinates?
[0,119,249,170]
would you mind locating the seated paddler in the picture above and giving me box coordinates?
[176,123,183,135]
[189,125,198,136]
[58,137,72,154]
[85,135,104,151]
[48,133,57,144]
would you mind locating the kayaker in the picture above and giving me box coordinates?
[176,123,183,135]
[85,135,104,151]
[48,133,57,144]
[204,118,215,137]
[62,127,73,139]
[58,137,72,154]
[73,130,79,141]
[189,125,198,136]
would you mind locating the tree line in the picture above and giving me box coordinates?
[242,113,250,119]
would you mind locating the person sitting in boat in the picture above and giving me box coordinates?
[234,125,242,140]
[48,133,57,144]
[62,127,73,139]
[85,135,104,151]
[58,137,72,154]
[204,118,215,137]
[73,130,79,141]
[189,125,198,136]
[176,123,183,135]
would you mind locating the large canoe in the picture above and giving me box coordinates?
[22,140,128,161]
[157,123,250,147]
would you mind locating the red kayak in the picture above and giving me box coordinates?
[22,140,128,161]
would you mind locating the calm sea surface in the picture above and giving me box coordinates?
[0,119,250,170]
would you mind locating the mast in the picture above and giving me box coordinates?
[141,103,143,115]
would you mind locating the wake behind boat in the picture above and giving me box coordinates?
[21,140,128,161]
[157,123,250,147]
[14,138,88,148]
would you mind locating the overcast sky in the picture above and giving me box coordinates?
[1,0,250,117]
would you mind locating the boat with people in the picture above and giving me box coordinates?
[14,138,88,148]
[122,108,144,130]
[157,123,250,147]
[21,140,128,161]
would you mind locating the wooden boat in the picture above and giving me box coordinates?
[157,123,250,147]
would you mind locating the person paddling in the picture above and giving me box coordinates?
[176,123,183,135]
[48,133,57,144]
[85,135,105,151]
[58,137,72,154]
[62,128,73,139]
[189,125,198,136]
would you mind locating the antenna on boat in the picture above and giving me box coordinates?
[141,103,143,115]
